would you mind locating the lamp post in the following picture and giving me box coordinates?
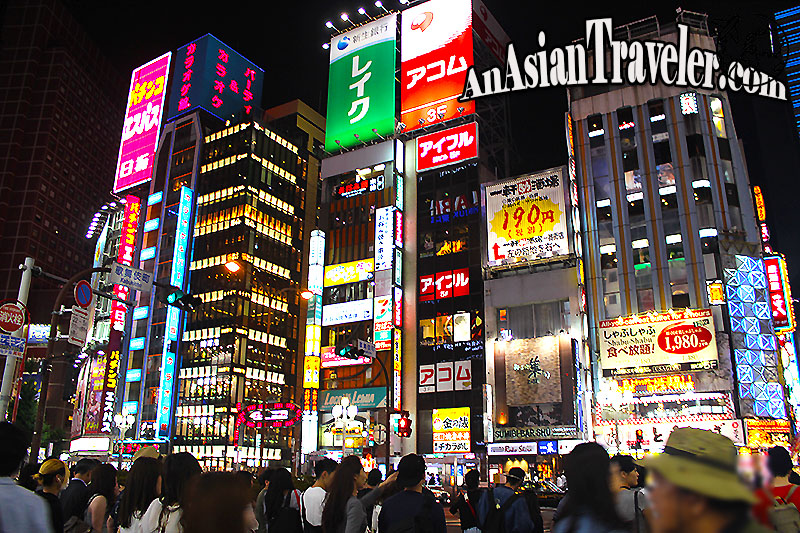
[113,413,135,469]
[332,396,358,458]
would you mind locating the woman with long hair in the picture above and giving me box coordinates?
[118,457,162,533]
[321,456,397,533]
[139,452,202,533]
[34,458,69,532]
[552,442,626,533]
[86,463,120,533]
[261,468,303,533]
[181,472,258,533]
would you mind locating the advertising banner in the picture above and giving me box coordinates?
[324,259,374,287]
[322,299,373,326]
[319,387,388,411]
[433,407,470,453]
[83,353,108,435]
[764,256,795,333]
[594,419,746,451]
[494,425,578,441]
[325,14,397,152]
[504,336,561,405]
[416,122,478,172]
[303,356,321,388]
[485,168,569,265]
[598,308,718,374]
[375,206,395,271]
[745,418,791,448]
[401,0,474,130]
[114,53,171,193]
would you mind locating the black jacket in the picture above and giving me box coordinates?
[60,478,89,520]
[449,489,482,530]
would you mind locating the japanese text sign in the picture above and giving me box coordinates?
[416,122,478,172]
[168,34,264,121]
[599,308,718,374]
[110,262,153,294]
[432,407,470,453]
[324,259,374,287]
[111,196,141,331]
[100,350,121,433]
[114,53,171,193]
[375,206,395,271]
[420,268,469,301]
[485,168,569,265]
[322,299,373,326]
[401,0,474,130]
[764,256,796,333]
[393,331,402,409]
[325,14,397,152]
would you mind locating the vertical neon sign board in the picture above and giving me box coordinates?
[304,229,326,393]
[157,187,194,438]
[114,53,171,194]
[325,14,397,152]
[110,196,142,331]
[764,256,796,334]
[375,206,395,271]
[168,34,264,122]
[393,330,402,410]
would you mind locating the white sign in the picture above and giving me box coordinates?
[68,306,90,347]
[110,262,154,293]
[487,441,539,455]
[454,360,472,391]
[594,419,745,451]
[599,308,718,373]
[322,299,373,326]
[420,361,471,393]
[437,362,454,392]
[357,339,376,359]
[0,334,26,357]
[419,364,436,393]
[375,206,394,271]
[485,168,569,266]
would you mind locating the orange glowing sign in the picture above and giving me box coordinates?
[753,186,766,222]
[617,375,695,396]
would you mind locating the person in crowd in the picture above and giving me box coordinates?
[17,462,40,491]
[752,445,800,529]
[235,470,258,503]
[181,471,258,533]
[610,454,650,532]
[139,452,202,533]
[378,454,444,533]
[476,466,536,533]
[641,428,768,533]
[255,469,274,533]
[323,455,398,533]
[62,457,99,521]
[303,458,338,533]
[449,469,483,533]
[117,456,161,533]
[0,422,53,533]
[357,468,382,524]
[86,463,119,533]
[262,467,303,533]
[633,466,647,489]
[551,442,625,533]
[35,458,70,533]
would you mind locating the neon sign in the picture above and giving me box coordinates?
[764,256,796,334]
[110,196,141,331]
[233,402,302,443]
[420,269,469,301]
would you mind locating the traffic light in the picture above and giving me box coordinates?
[161,289,202,312]
[334,339,364,360]
[397,411,412,438]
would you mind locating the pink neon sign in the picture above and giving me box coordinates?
[113,53,172,193]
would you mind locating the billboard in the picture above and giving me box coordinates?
[485,168,569,265]
[416,122,478,172]
[322,299,373,326]
[168,34,264,121]
[375,206,395,271]
[325,14,397,152]
[110,196,141,332]
[401,0,474,130]
[598,309,718,374]
[114,53,171,194]
[324,259,374,287]
[432,407,470,453]
[420,269,469,301]
[765,256,795,334]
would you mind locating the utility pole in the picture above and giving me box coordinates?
[0,257,36,419]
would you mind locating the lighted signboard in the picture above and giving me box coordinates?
[393,331,402,410]
[753,186,766,222]
[233,402,302,443]
[157,186,193,438]
[168,34,264,121]
[114,54,171,193]
[598,308,718,374]
[303,356,321,388]
[374,295,393,350]
[325,14,397,152]
[375,206,395,271]
[83,352,107,435]
[485,169,569,265]
[432,407,470,453]
[594,419,745,452]
[416,122,478,172]
[100,350,121,433]
[321,345,371,368]
[420,269,469,301]
[322,299,373,326]
[324,259,374,287]
[393,286,403,328]
[400,0,474,130]
[764,256,796,334]
[110,196,141,332]
[617,375,696,396]
[744,418,791,448]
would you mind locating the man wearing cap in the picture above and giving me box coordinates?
[378,454,446,533]
[640,428,769,533]
[476,467,536,533]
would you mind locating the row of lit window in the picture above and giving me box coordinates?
[194,214,292,247]
[197,185,245,206]
[249,152,298,185]
[204,121,299,156]
[252,121,299,154]
[246,185,294,216]
[201,153,248,173]
[194,206,292,244]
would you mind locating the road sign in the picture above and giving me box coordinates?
[109,262,154,294]
[0,301,26,334]
[68,306,90,346]
[74,280,93,309]
[357,339,376,359]
[373,423,387,445]
[0,334,26,357]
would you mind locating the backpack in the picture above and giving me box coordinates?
[767,485,800,533]
[63,515,92,533]
[482,488,521,533]
[269,490,303,533]
[632,489,649,533]
[385,492,436,533]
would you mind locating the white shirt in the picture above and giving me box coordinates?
[302,486,326,527]
[138,499,183,533]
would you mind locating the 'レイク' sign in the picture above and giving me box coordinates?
[114,53,171,194]
[764,256,796,334]
[416,122,478,172]
[419,269,469,301]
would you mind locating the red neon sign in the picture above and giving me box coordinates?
[421,268,469,301]
[765,256,795,333]
[233,402,302,444]
[416,122,478,172]
[110,196,141,331]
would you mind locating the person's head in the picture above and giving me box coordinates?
[257,468,273,489]
[0,422,28,478]
[118,457,161,528]
[234,470,254,488]
[162,452,202,507]
[505,467,526,488]
[640,428,755,533]
[366,468,382,488]
[35,459,69,491]
[314,458,338,489]
[89,463,119,501]
[767,446,794,479]
[72,458,99,482]
[322,456,367,532]
[263,468,296,521]
[181,472,255,533]
[610,454,639,489]
[132,445,160,462]
[396,454,426,491]
[17,463,40,491]
[560,442,622,528]
[464,469,479,491]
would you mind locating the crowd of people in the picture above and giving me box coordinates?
[3,420,800,533]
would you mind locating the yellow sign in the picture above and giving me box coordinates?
[432,407,470,453]
[707,281,725,305]
[323,259,374,286]
[753,186,766,222]
[489,196,562,242]
[617,375,695,396]
[303,355,321,388]
[745,418,790,448]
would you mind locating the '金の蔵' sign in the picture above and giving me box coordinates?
[432,407,470,453]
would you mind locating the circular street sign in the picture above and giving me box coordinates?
[374,423,387,445]
[0,301,26,334]
[74,280,93,308]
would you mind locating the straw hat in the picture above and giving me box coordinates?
[639,428,755,503]
[132,446,160,461]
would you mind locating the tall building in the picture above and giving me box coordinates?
[775,7,800,139]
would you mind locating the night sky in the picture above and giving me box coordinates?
[65,0,800,285]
